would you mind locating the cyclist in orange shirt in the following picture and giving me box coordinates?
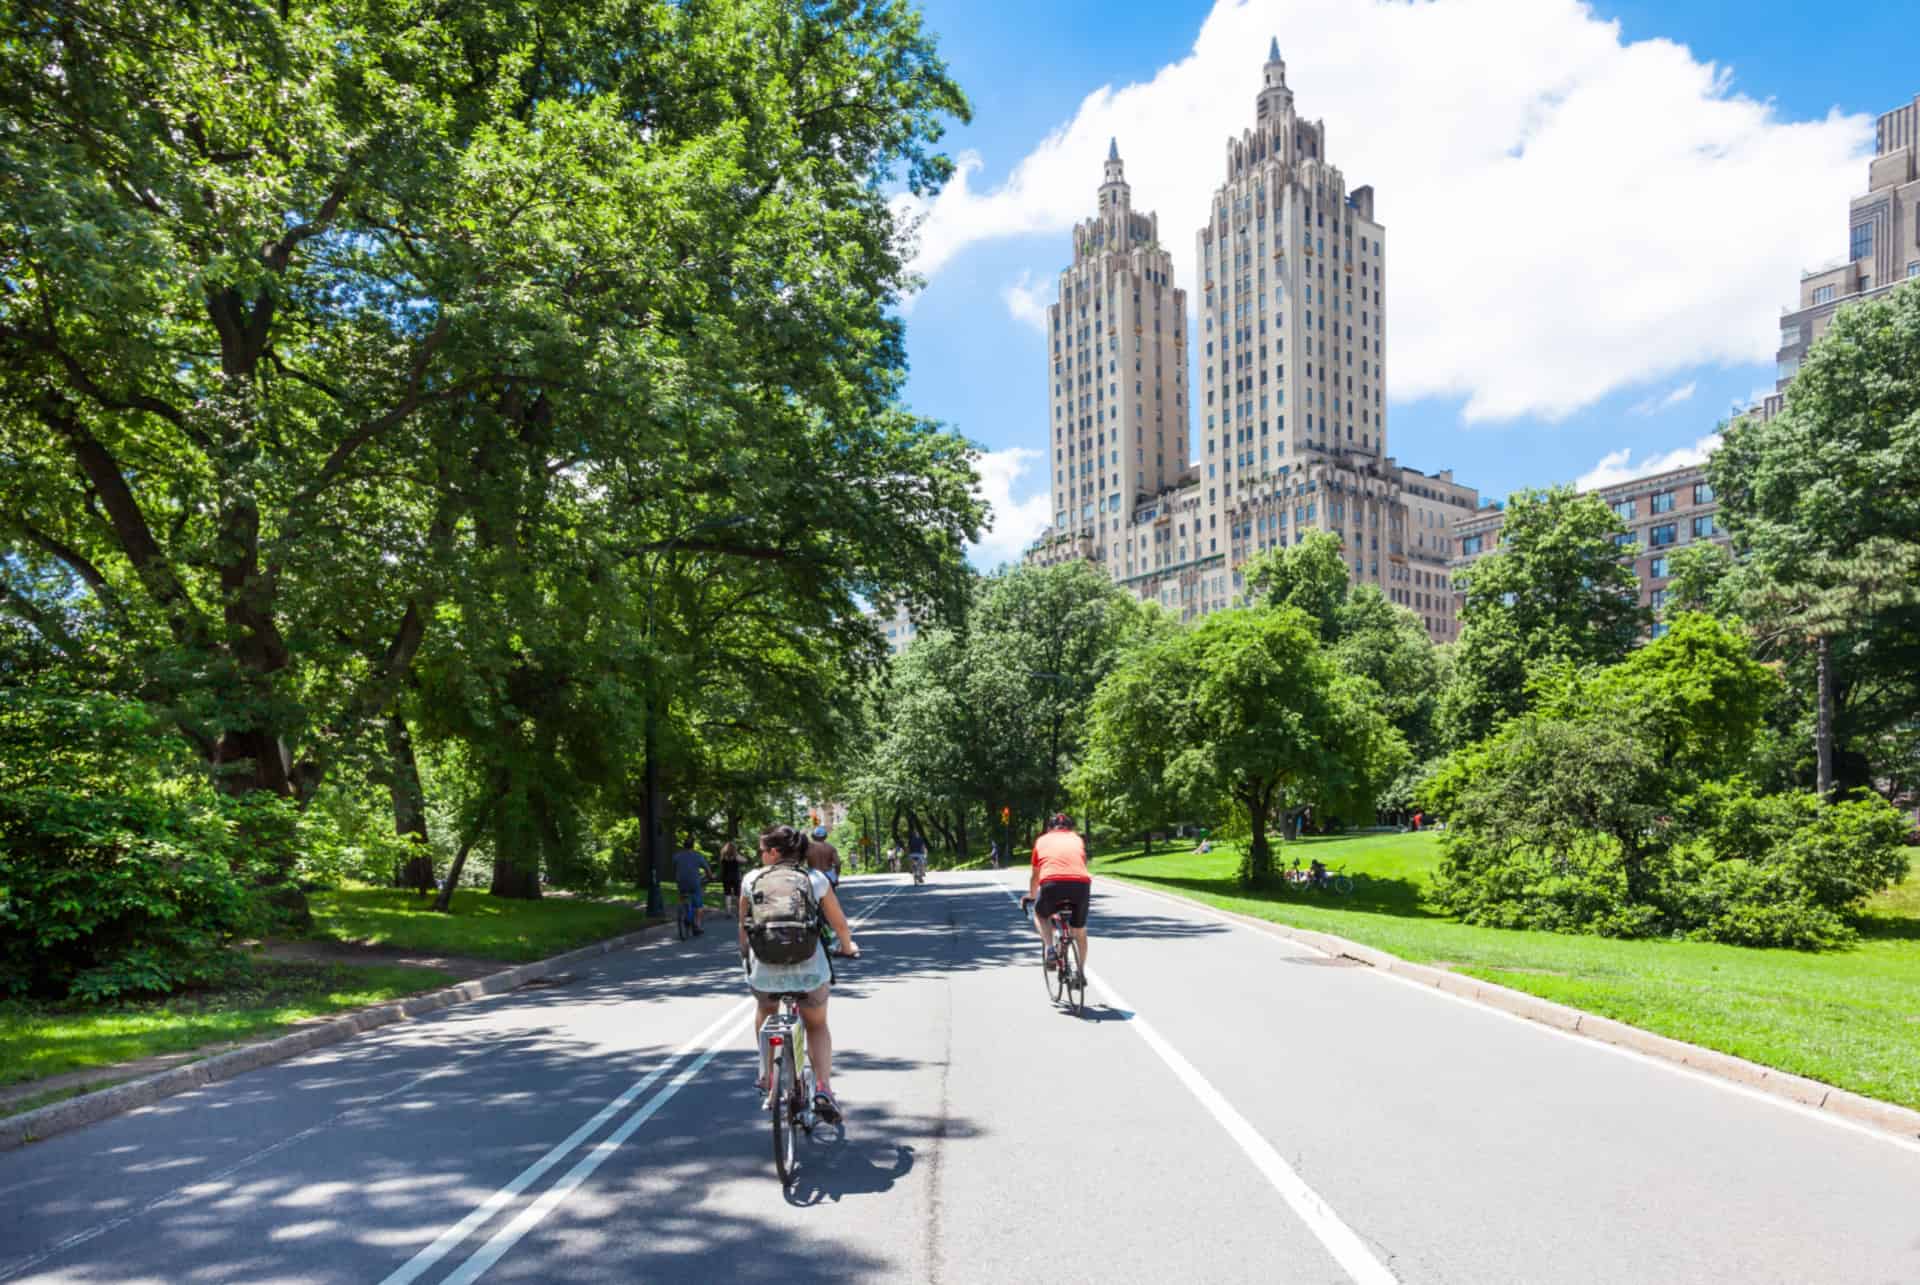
[1026,813,1092,985]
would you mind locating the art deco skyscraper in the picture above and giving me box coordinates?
[1040,140,1190,578]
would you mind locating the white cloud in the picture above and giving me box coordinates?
[1001,270,1051,334]
[892,0,1870,423]
[969,447,1053,567]
[1630,381,1697,416]
[1575,432,1720,490]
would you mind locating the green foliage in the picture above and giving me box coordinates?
[1082,606,1405,885]
[1712,283,1920,795]
[1242,531,1351,638]
[1440,486,1648,745]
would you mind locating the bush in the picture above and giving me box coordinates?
[0,685,289,1001]
[1427,715,1910,948]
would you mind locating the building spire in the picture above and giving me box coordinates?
[1268,36,1280,62]
[1108,136,1119,162]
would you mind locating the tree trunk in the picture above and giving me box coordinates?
[491,859,541,898]
[1237,786,1274,887]
[433,796,500,913]
[385,711,435,894]
[1815,633,1835,800]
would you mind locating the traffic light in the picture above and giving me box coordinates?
[1000,806,1011,824]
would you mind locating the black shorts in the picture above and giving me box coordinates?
[1034,880,1091,929]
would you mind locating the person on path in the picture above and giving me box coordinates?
[672,844,711,934]
[906,830,928,881]
[740,824,859,1123]
[1023,813,1092,985]
[718,842,744,917]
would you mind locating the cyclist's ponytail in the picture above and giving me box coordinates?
[758,824,807,865]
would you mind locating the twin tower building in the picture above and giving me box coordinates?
[1025,41,1479,643]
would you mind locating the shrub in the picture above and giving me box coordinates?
[0,685,287,1001]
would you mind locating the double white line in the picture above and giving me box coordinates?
[382,880,912,1285]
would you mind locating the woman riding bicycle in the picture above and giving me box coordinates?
[740,824,860,1123]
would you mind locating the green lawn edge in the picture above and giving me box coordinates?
[306,885,654,962]
[1092,834,1920,1111]
[0,962,456,1093]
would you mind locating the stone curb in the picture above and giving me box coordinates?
[1106,876,1920,1146]
[0,920,670,1152]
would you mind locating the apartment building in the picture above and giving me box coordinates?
[867,604,920,655]
[1028,40,1480,642]
[1757,91,1920,420]
[1450,463,1729,636]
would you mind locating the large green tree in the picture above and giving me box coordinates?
[1712,285,1920,798]
[1083,607,1405,885]
[1439,486,1647,746]
[0,0,983,905]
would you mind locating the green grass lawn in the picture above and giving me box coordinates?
[307,885,653,961]
[0,963,452,1097]
[1094,832,1920,1111]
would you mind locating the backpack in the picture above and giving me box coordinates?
[744,863,822,965]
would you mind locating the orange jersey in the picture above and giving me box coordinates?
[1031,829,1091,884]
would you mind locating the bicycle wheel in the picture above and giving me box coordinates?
[1333,874,1354,895]
[770,1046,796,1186]
[676,905,689,941]
[1063,936,1086,1017]
[1043,933,1064,1004]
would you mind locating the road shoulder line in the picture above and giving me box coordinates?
[1099,873,1920,1150]
[0,919,677,1152]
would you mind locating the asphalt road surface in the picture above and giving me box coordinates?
[4,870,1919,1284]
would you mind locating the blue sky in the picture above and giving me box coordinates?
[890,0,1919,566]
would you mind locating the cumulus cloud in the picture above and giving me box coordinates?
[892,0,1870,423]
[1630,381,1698,416]
[1001,270,1051,334]
[969,447,1053,567]
[1575,432,1720,490]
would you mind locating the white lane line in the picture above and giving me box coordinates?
[377,999,751,1285]
[1096,873,1920,1160]
[992,875,1397,1284]
[442,1010,751,1284]
[393,879,913,1283]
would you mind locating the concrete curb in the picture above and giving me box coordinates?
[1106,876,1920,1146]
[0,920,670,1152]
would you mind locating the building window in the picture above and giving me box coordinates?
[1650,555,1668,579]
[1851,222,1874,263]
[1649,491,1674,514]
[1612,532,1634,549]
[1692,482,1713,504]
[1460,534,1483,556]
[1813,284,1836,305]
[1611,499,1635,521]
[1691,515,1716,538]
[1649,523,1677,548]
[1909,261,1920,279]
[1650,589,1668,611]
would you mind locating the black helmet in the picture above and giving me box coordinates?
[1048,812,1073,831]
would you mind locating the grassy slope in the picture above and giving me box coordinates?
[1095,834,1920,1110]
[0,963,452,1090]
[307,886,651,962]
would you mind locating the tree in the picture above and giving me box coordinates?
[1083,607,1404,885]
[1243,531,1351,639]
[1714,285,1920,798]
[1333,586,1445,760]
[1439,487,1647,745]
[0,0,983,912]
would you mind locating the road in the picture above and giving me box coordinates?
[3,870,1918,1284]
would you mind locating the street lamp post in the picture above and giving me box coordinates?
[643,515,748,916]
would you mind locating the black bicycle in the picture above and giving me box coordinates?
[1023,895,1085,1016]
[755,951,854,1188]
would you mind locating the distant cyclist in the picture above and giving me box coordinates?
[740,824,860,1123]
[718,841,744,916]
[906,830,928,882]
[1025,813,1091,985]
[672,843,711,935]
[807,826,842,890]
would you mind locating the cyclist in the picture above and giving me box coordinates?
[1025,813,1091,985]
[718,841,744,917]
[888,843,902,875]
[906,830,928,882]
[807,826,842,890]
[672,843,711,935]
[741,824,859,1123]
